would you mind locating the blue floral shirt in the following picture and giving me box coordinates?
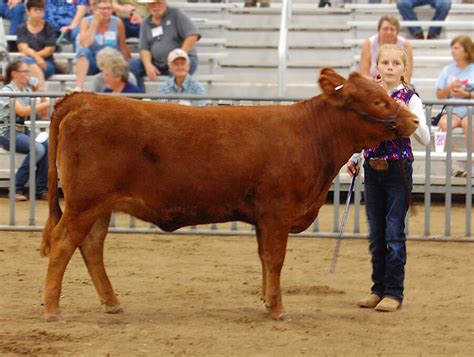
[45,0,89,33]
[159,74,208,106]
[363,87,415,162]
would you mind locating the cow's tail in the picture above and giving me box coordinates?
[41,99,65,257]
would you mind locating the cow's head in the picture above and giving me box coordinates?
[318,68,419,139]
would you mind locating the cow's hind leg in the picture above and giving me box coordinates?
[79,213,122,314]
[44,212,97,321]
[256,221,290,320]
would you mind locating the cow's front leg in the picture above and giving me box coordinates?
[79,213,122,314]
[256,222,290,320]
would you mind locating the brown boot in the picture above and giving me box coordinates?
[374,297,401,312]
[356,294,382,308]
[244,0,257,7]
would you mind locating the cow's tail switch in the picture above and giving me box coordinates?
[41,100,64,257]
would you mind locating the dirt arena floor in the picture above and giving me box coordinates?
[0,201,473,356]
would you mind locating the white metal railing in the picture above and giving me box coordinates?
[278,0,292,97]
[0,93,472,240]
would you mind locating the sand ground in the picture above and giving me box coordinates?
[0,226,473,356]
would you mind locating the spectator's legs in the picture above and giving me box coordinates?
[397,0,423,37]
[428,0,451,37]
[129,58,146,92]
[0,130,46,194]
[75,48,99,90]
[188,54,198,76]
[461,117,474,152]
[36,141,49,194]
[0,3,25,34]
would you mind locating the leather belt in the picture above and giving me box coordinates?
[368,158,389,171]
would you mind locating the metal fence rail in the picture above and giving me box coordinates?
[0,92,472,240]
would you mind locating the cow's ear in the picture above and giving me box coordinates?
[318,68,348,107]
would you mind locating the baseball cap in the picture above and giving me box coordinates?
[167,48,189,64]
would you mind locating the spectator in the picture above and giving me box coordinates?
[112,0,147,38]
[16,0,55,88]
[74,0,131,91]
[129,0,200,92]
[0,0,25,36]
[92,47,137,93]
[159,48,207,106]
[396,0,451,39]
[244,0,270,7]
[44,0,89,51]
[360,15,413,83]
[0,60,50,201]
[436,35,474,177]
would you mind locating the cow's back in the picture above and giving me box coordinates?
[55,94,320,231]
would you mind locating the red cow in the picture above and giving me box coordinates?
[41,68,419,321]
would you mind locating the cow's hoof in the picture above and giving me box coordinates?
[271,311,290,321]
[104,304,123,314]
[45,313,63,322]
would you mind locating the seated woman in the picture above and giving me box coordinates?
[436,35,474,177]
[74,0,130,91]
[92,47,141,93]
[0,60,50,201]
[159,48,207,106]
[359,15,413,83]
[16,0,56,88]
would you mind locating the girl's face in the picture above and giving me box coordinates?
[376,49,406,86]
[451,42,468,62]
[378,21,398,43]
[12,63,30,86]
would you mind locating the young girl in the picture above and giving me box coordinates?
[347,44,430,312]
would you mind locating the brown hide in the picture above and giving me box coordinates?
[41,68,419,321]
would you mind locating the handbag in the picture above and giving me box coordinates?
[431,105,446,126]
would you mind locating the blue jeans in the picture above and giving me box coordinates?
[21,57,55,79]
[0,2,25,35]
[76,47,101,75]
[363,160,413,302]
[397,0,452,36]
[0,129,48,194]
[129,54,198,92]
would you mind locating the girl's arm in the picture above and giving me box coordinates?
[408,95,430,146]
[78,16,98,48]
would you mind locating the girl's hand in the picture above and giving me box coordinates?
[347,158,360,177]
[448,80,463,91]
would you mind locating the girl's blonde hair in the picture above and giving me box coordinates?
[450,35,474,63]
[376,44,409,86]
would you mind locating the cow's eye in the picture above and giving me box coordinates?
[374,100,384,106]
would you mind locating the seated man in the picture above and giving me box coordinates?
[129,0,200,92]
[159,48,207,107]
[397,0,452,39]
